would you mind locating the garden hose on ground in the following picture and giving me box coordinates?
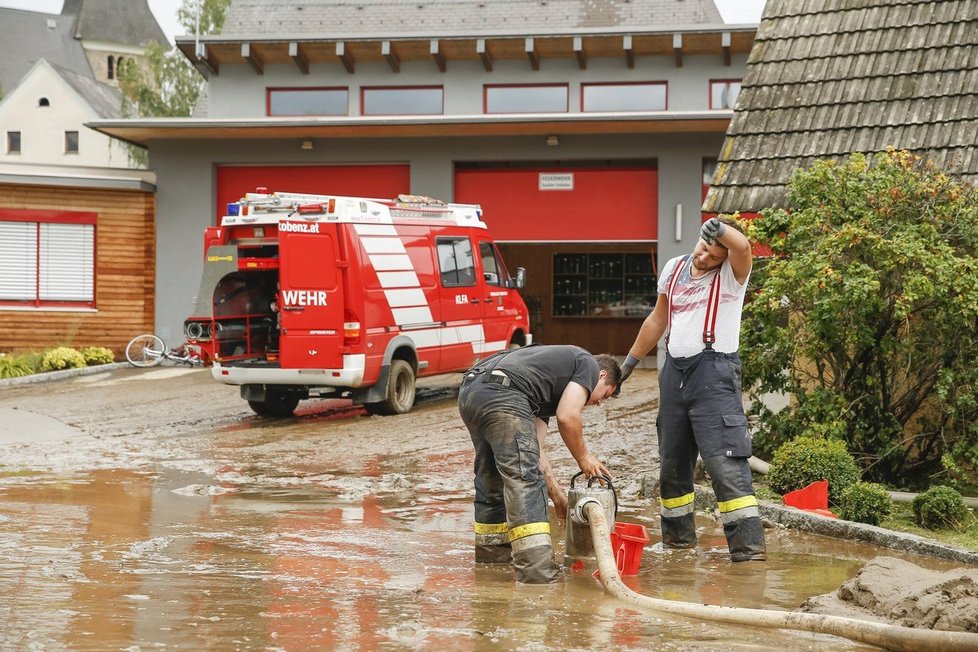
[581,500,978,652]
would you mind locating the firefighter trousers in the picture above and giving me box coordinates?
[458,373,559,583]
[657,350,766,561]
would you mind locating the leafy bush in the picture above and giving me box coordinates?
[766,435,860,504]
[40,347,87,372]
[742,150,978,485]
[912,485,970,530]
[837,481,892,526]
[81,346,115,366]
[0,354,36,379]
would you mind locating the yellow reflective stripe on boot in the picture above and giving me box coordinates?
[475,522,509,546]
[660,492,695,518]
[474,522,509,535]
[509,522,552,555]
[718,495,760,524]
[508,521,550,542]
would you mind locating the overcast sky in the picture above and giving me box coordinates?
[0,0,766,43]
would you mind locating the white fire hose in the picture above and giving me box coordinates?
[580,499,978,651]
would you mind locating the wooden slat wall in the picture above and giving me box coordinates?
[0,183,155,357]
[498,242,657,356]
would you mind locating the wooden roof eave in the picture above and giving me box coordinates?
[174,27,756,76]
[87,112,733,148]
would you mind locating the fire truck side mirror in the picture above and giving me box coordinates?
[512,267,526,289]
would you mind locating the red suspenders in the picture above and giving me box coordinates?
[666,255,722,350]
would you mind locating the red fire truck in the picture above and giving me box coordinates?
[182,190,531,417]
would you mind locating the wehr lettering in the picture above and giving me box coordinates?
[282,290,328,306]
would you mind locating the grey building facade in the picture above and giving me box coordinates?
[93,0,756,353]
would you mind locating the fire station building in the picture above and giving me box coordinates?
[94,0,756,355]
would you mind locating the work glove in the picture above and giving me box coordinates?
[613,354,640,397]
[700,217,727,245]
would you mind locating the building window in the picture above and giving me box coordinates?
[703,158,718,201]
[65,131,79,154]
[38,97,50,107]
[107,55,115,80]
[267,87,348,116]
[0,211,97,308]
[484,84,569,114]
[361,86,443,115]
[436,237,476,287]
[710,80,742,109]
[581,82,667,112]
[6,132,21,154]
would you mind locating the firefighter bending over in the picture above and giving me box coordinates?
[620,216,766,562]
[458,345,621,583]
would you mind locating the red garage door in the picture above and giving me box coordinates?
[216,164,410,223]
[454,165,657,242]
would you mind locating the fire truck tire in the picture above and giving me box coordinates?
[365,359,416,415]
[248,388,300,417]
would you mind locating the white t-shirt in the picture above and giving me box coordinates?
[658,255,749,358]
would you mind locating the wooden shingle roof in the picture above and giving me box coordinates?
[704,0,978,214]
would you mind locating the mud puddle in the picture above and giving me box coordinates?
[0,367,969,649]
[2,463,967,651]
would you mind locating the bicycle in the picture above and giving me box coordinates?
[125,334,205,368]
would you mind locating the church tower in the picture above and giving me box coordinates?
[61,0,168,86]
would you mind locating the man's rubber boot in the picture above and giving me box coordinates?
[475,543,512,564]
[727,516,767,562]
[513,544,559,583]
[661,513,698,549]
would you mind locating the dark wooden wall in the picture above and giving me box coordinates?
[498,242,657,356]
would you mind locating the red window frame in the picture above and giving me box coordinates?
[483,83,570,114]
[266,87,349,117]
[709,79,742,110]
[360,85,444,116]
[580,81,669,112]
[0,208,98,309]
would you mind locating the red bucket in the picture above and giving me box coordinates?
[610,522,650,576]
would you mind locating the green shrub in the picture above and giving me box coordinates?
[767,435,861,504]
[80,346,115,366]
[912,485,970,530]
[39,347,87,372]
[0,354,35,379]
[838,481,892,526]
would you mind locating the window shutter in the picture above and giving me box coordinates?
[0,221,38,300]
[38,223,94,302]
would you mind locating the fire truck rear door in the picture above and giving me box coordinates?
[278,221,345,369]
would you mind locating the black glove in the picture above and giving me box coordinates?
[700,217,727,245]
[620,353,640,383]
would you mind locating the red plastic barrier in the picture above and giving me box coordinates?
[783,480,837,518]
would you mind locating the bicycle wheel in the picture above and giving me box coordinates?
[125,334,166,367]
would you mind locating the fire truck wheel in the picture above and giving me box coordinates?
[248,389,300,417]
[365,359,416,415]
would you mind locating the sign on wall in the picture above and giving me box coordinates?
[538,173,574,191]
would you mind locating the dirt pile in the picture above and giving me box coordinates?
[800,556,978,632]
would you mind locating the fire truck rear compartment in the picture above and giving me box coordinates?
[184,269,278,362]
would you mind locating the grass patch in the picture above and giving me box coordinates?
[881,502,978,552]
[755,481,978,552]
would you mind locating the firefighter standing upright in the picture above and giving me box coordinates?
[620,216,766,562]
[458,345,621,583]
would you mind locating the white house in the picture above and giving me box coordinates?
[0,59,130,169]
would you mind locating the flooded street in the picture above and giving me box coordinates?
[0,367,967,650]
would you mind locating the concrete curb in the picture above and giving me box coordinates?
[0,362,131,388]
[688,485,978,566]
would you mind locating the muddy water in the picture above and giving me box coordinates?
[0,368,966,650]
